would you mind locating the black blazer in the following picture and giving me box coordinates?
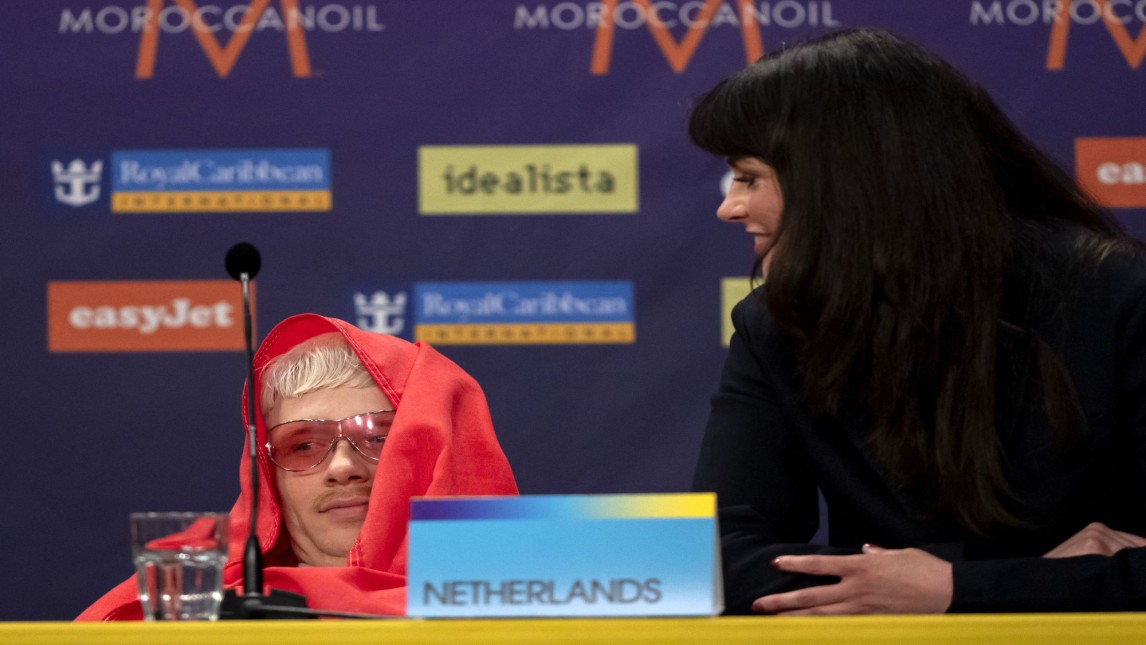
[694,240,1146,613]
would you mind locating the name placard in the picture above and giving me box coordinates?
[407,493,721,617]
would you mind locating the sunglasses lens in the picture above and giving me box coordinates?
[268,422,337,471]
[345,411,393,460]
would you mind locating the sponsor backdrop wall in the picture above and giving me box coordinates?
[1,0,1143,620]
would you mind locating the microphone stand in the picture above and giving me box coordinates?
[218,243,392,620]
[217,245,304,619]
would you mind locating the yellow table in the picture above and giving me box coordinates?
[5,614,1146,644]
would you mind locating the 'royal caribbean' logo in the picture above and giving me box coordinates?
[350,282,636,345]
[110,148,332,213]
[355,289,410,337]
[401,282,636,345]
[52,159,104,207]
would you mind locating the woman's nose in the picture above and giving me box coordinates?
[716,194,744,222]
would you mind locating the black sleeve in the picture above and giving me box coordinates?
[951,548,1146,612]
[693,297,856,615]
[950,253,1146,612]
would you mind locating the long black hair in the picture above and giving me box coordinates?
[690,28,1127,533]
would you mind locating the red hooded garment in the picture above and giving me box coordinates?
[78,314,519,620]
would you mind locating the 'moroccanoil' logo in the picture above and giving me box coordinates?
[1076,137,1146,207]
[969,0,1146,69]
[418,145,638,215]
[413,281,636,345]
[59,0,385,78]
[513,1,842,74]
[48,280,248,352]
[110,148,331,212]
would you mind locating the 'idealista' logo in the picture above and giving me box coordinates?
[719,277,752,347]
[1076,137,1146,208]
[48,280,249,352]
[58,0,385,78]
[419,145,638,215]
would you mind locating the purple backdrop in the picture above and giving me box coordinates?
[2,0,1143,620]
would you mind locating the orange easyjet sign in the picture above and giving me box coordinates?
[1076,138,1146,209]
[48,280,250,352]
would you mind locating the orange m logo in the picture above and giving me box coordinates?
[1047,0,1146,69]
[590,0,763,74]
[136,0,312,78]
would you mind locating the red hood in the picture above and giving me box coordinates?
[78,314,518,620]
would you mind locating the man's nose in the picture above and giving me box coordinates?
[324,439,370,483]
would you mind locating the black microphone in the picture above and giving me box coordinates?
[224,242,261,282]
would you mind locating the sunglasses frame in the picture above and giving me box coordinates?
[264,408,395,472]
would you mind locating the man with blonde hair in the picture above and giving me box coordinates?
[80,314,518,619]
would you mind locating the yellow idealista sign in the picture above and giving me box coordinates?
[721,277,753,347]
[418,144,638,215]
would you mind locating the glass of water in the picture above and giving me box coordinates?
[130,512,229,621]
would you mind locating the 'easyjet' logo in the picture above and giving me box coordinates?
[1076,137,1146,208]
[48,280,250,352]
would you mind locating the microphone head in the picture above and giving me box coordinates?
[225,242,261,281]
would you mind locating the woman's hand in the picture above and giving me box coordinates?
[1044,522,1146,558]
[751,545,952,615]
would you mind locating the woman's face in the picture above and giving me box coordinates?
[717,157,783,275]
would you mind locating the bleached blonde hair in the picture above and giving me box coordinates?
[260,332,374,414]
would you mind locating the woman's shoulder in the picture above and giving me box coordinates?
[1026,225,1146,294]
[730,283,774,331]
[732,283,766,310]
[1029,229,1146,342]
[1076,234,1146,299]
[728,284,800,356]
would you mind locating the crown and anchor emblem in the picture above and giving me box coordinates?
[355,290,408,335]
[52,159,103,207]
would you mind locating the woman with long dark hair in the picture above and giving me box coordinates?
[691,28,1146,614]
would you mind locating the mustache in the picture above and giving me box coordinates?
[313,484,373,513]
